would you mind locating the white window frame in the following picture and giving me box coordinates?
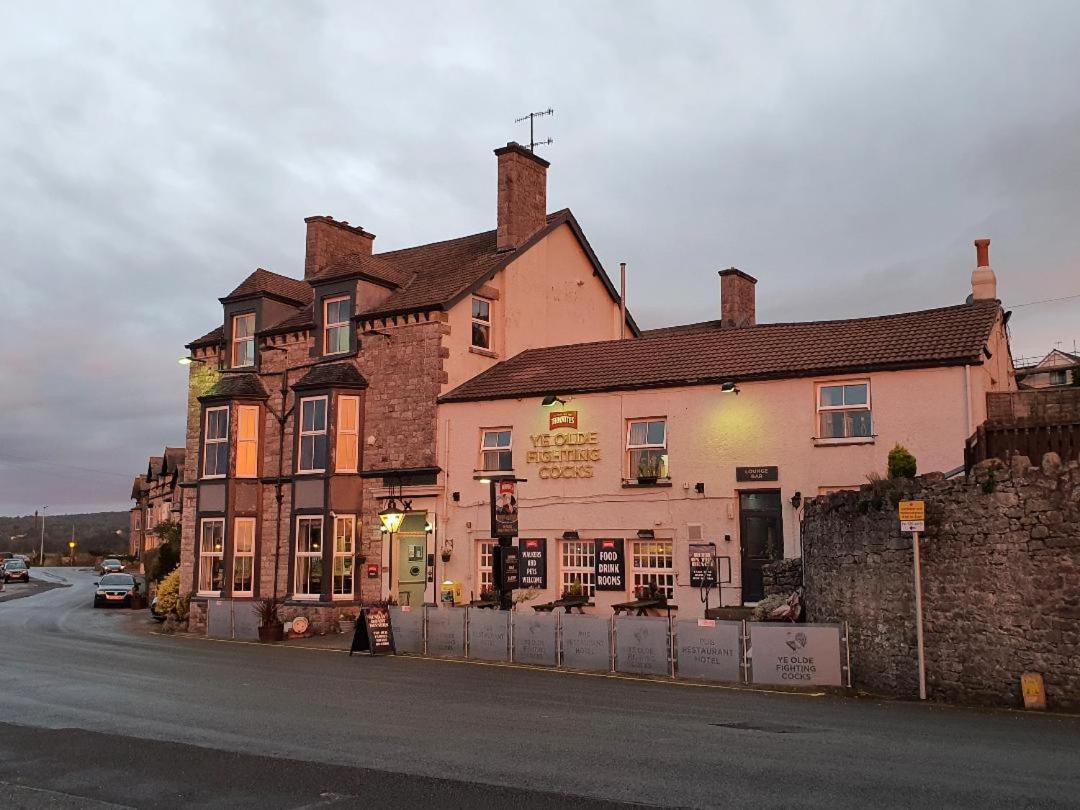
[231,312,256,368]
[471,297,491,350]
[298,396,328,473]
[197,518,225,596]
[632,540,675,601]
[626,417,668,481]
[560,540,596,598]
[816,380,873,441]
[232,517,255,596]
[323,295,350,356]
[332,515,356,600]
[336,395,360,473]
[202,406,229,479]
[478,540,496,594]
[293,516,324,600]
[479,428,512,472]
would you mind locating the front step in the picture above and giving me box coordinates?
[705,606,755,621]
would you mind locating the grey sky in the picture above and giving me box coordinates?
[1,1,1078,515]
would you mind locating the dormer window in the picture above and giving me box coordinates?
[232,313,255,368]
[324,296,350,355]
[471,297,491,350]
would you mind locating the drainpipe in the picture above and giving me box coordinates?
[963,364,973,436]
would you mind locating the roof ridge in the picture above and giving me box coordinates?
[373,210,565,259]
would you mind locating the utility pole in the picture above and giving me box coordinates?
[39,506,47,566]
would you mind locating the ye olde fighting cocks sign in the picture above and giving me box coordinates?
[527,411,601,480]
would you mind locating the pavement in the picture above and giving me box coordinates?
[1,567,1079,808]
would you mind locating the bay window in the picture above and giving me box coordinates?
[817,381,873,439]
[627,418,668,480]
[202,407,229,478]
[294,517,323,599]
[336,396,360,473]
[236,405,259,478]
[332,516,355,599]
[232,312,255,368]
[324,296,350,355]
[298,397,328,473]
[197,518,225,595]
[232,518,255,595]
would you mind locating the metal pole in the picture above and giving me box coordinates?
[39,506,47,566]
[912,531,927,700]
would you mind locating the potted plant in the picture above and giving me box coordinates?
[253,597,284,643]
[440,539,453,563]
[636,457,661,485]
[479,586,498,603]
[635,582,667,605]
[561,581,584,600]
[339,612,357,635]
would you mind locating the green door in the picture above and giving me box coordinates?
[397,514,428,607]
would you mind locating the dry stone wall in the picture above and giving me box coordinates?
[802,453,1080,711]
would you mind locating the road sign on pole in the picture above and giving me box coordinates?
[899,500,925,533]
[899,500,928,699]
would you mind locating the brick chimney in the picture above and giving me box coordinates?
[970,238,997,300]
[495,142,549,252]
[304,216,376,280]
[718,268,757,327]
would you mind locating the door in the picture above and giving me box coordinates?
[739,491,783,604]
[396,514,428,607]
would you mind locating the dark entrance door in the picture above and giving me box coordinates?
[739,491,783,604]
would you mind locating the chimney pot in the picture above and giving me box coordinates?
[970,237,997,301]
[495,142,549,252]
[974,238,990,268]
[718,268,757,328]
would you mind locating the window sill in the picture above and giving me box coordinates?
[295,470,327,476]
[196,591,221,599]
[473,470,515,480]
[813,437,876,447]
[621,479,673,489]
[469,346,499,359]
[288,595,321,603]
[200,476,227,481]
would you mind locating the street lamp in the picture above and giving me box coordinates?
[39,506,47,566]
[177,355,209,366]
[377,501,405,534]
[68,540,76,566]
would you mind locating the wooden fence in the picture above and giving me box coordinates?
[965,420,1080,471]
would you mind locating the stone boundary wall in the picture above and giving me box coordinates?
[802,453,1080,711]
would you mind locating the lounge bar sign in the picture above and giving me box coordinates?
[595,538,626,590]
[736,466,779,482]
[527,411,601,480]
[518,538,547,589]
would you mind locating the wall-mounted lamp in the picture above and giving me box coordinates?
[178,356,209,366]
[720,381,740,395]
[636,529,655,539]
[542,394,566,407]
[790,491,802,509]
[562,530,579,540]
[424,521,434,534]
[452,491,461,502]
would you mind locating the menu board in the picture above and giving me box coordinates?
[494,544,520,590]
[350,607,396,656]
[594,538,626,591]
[689,543,718,588]
[518,538,547,589]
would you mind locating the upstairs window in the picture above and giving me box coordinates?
[202,407,229,478]
[480,429,512,471]
[236,405,259,478]
[471,298,491,350]
[817,382,872,439]
[324,296,350,355]
[627,418,668,480]
[336,396,360,473]
[232,313,255,368]
[298,397,328,473]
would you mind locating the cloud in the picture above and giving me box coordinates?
[1,1,1078,513]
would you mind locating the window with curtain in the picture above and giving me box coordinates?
[336,396,359,472]
[232,518,255,595]
[294,517,323,598]
[236,405,259,477]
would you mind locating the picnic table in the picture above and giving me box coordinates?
[611,598,668,616]
[532,595,592,614]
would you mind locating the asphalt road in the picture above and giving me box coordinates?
[0,568,1078,809]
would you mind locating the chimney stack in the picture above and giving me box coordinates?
[495,142,549,252]
[304,216,375,280]
[718,268,757,328]
[970,238,997,300]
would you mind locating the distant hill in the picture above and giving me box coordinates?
[0,511,129,556]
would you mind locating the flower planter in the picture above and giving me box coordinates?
[258,623,284,643]
[441,553,452,563]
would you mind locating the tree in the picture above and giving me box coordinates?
[148,520,181,581]
[887,444,917,479]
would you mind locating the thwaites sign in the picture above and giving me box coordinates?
[595,539,626,591]
[490,479,519,538]
[518,538,547,589]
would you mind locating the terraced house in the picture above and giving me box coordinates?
[178,144,635,633]
[129,447,185,565]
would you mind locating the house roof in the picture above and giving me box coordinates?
[441,299,1003,402]
[163,447,185,477]
[187,325,224,349]
[146,456,163,479]
[199,373,270,402]
[221,268,313,305]
[130,475,146,501]
[292,362,370,390]
[311,252,415,289]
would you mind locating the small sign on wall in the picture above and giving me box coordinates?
[518,538,547,589]
[595,538,626,591]
[736,466,779,482]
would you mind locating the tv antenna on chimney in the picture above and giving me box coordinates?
[515,108,554,153]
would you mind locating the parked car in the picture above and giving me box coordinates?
[100,558,124,574]
[3,559,30,583]
[0,552,13,562]
[93,573,138,608]
[14,554,31,568]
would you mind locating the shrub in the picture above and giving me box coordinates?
[887,444,917,479]
[156,568,181,617]
[149,521,181,582]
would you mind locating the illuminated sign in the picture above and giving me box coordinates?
[527,413,601,480]
[548,410,579,431]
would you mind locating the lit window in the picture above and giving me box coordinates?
[236,405,259,478]
[480,429,512,471]
[471,298,491,350]
[333,516,355,599]
[298,397,328,473]
[627,418,668,480]
[198,518,225,595]
[232,313,255,368]
[632,540,675,600]
[336,395,360,473]
[817,382,872,439]
[560,540,595,597]
[232,518,255,595]
[202,407,229,478]
[294,517,323,599]
[324,296,350,355]
[478,540,496,593]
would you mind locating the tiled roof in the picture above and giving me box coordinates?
[163,447,185,476]
[187,325,224,349]
[199,373,270,401]
[292,362,369,390]
[312,252,414,289]
[130,475,146,501]
[222,268,312,305]
[146,456,163,479]
[441,300,1003,402]
[261,304,314,336]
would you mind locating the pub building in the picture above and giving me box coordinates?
[434,242,1015,616]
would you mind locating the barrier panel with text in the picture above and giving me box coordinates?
[614,615,670,677]
[426,607,466,658]
[468,608,510,662]
[675,619,743,682]
[389,606,424,654]
[748,623,844,686]
[560,613,612,671]
[513,612,558,666]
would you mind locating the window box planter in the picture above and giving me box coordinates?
[258,623,284,643]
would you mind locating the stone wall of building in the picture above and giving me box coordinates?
[986,388,1080,424]
[761,558,802,597]
[802,453,1080,711]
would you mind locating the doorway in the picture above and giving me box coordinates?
[739,491,783,604]
[396,513,428,607]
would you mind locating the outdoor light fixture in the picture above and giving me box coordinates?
[424,521,434,534]
[791,491,803,509]
[178,356,207,366]
[562,530,580,540]
[378,501,405,534]
[541,394,566,407]
[720,381,740,395]
[636,529,655,539]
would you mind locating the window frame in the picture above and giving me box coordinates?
[560,540,596,598]
[197,518,225,596]
[323,295,351,356]
[479,428,513,472]
[332,515,355,600]
[1049,370,1067,386]
[626,417,668,481]
[232,517,255,596]
[632,539,675,601]
[815,380,873,441]
[236,405,259,478]
[477,540,496,594]
[470,297,492,350]
[231,312,256,368]
[297,396,329,474]
[293,516,324,600]
[202,406,230,479]
[335,395,360,473]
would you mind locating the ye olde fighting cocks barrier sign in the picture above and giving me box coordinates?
[749,623,843,686]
